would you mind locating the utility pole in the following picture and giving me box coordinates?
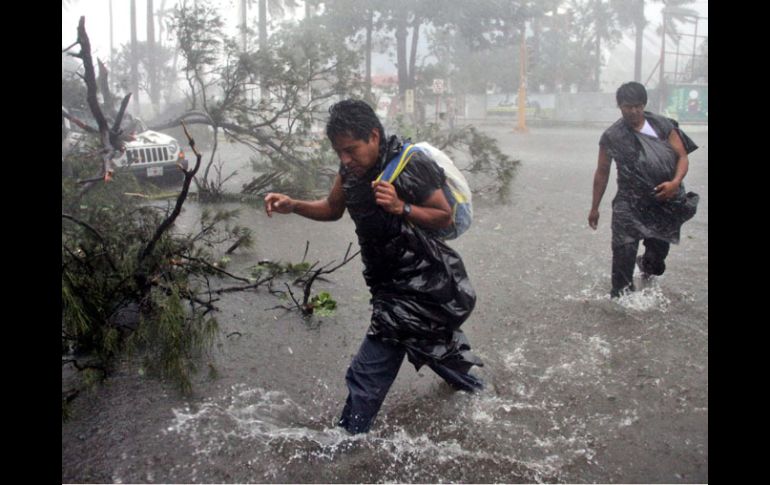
[516,25,529,133]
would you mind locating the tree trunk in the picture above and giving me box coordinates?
[130,0,140,115]
[98,59,116,117]
[408,17,420,89]
[395,13,408,96]
[147,0,159,118]
[633,0,644,82]
[259,0,268,94]
[595,31,602,91]
[259,0,267,51]
[240,0,247,52]
[365,9,373,102]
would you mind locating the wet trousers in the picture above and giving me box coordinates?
[611,237,670,297]
[338,334,484,434]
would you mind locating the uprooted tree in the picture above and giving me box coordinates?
[61,17,358,420]
[62,1,521,418]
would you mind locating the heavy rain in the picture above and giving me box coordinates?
[62,0,707,483]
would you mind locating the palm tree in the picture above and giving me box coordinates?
[579,0,622,91]
[612,0,645,82]
[239,0,299,52]
[612,0,696,83]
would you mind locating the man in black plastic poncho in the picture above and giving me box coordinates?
[588,82,699,298]
[264,99,483,434]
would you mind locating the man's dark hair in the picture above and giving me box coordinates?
[326,99,385,143]
[616,82,648,106]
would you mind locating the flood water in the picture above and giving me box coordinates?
[62,123,708,483]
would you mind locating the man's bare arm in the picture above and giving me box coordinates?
[588,145,611,229]
[264,175,346,221]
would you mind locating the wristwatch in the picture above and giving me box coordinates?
[402,202,412,217]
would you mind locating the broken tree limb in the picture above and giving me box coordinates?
[61,108,99,134]
[138,121,203,264]
[299,242,359,309]
[179,255,251,284]
[211,274,276,294]
[224,235,248,255]
[98,59,116,118]
[76,17,109,138]
[62,41,79,53]
[148,112,310,174]
[284,282,307,314]
[240,170,285,195]
[112,94,132,135]
[70,16,128,189]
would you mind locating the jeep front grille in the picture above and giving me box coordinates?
[126,146,171,164]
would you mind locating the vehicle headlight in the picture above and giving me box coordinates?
[169,141,179,154]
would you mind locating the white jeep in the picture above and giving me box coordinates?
[62,108,189,183]
[118,129,189,181]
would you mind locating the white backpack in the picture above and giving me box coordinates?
[376,141,473,240]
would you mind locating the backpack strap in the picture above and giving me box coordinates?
[375,143,420,184]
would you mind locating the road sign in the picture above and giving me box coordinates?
[432,79,444,94]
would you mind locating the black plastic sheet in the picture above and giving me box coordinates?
[603,113,700,245]
[341,135,483,372]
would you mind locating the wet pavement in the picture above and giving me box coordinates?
[62,122,708,483]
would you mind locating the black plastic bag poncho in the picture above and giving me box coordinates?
[340,135,483,373]
[600,112,700,245]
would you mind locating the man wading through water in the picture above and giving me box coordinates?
[264,99,483,434]
[588,82,699,298]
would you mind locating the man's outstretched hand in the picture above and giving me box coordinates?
[264,193,296,217]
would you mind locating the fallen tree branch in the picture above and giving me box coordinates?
[61,108,99,134]
[268,242,361,316]
[179,255,251,283]
[68,17,129,193]
[138,121,202,263]
[299,242,359,309]
[62,40,79,53]
[284,282,305,313]
[148,112,311,174]
[97,58,116,117]
[62,213,106,242]
[224,235,248,255]
[211,274,276,294]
